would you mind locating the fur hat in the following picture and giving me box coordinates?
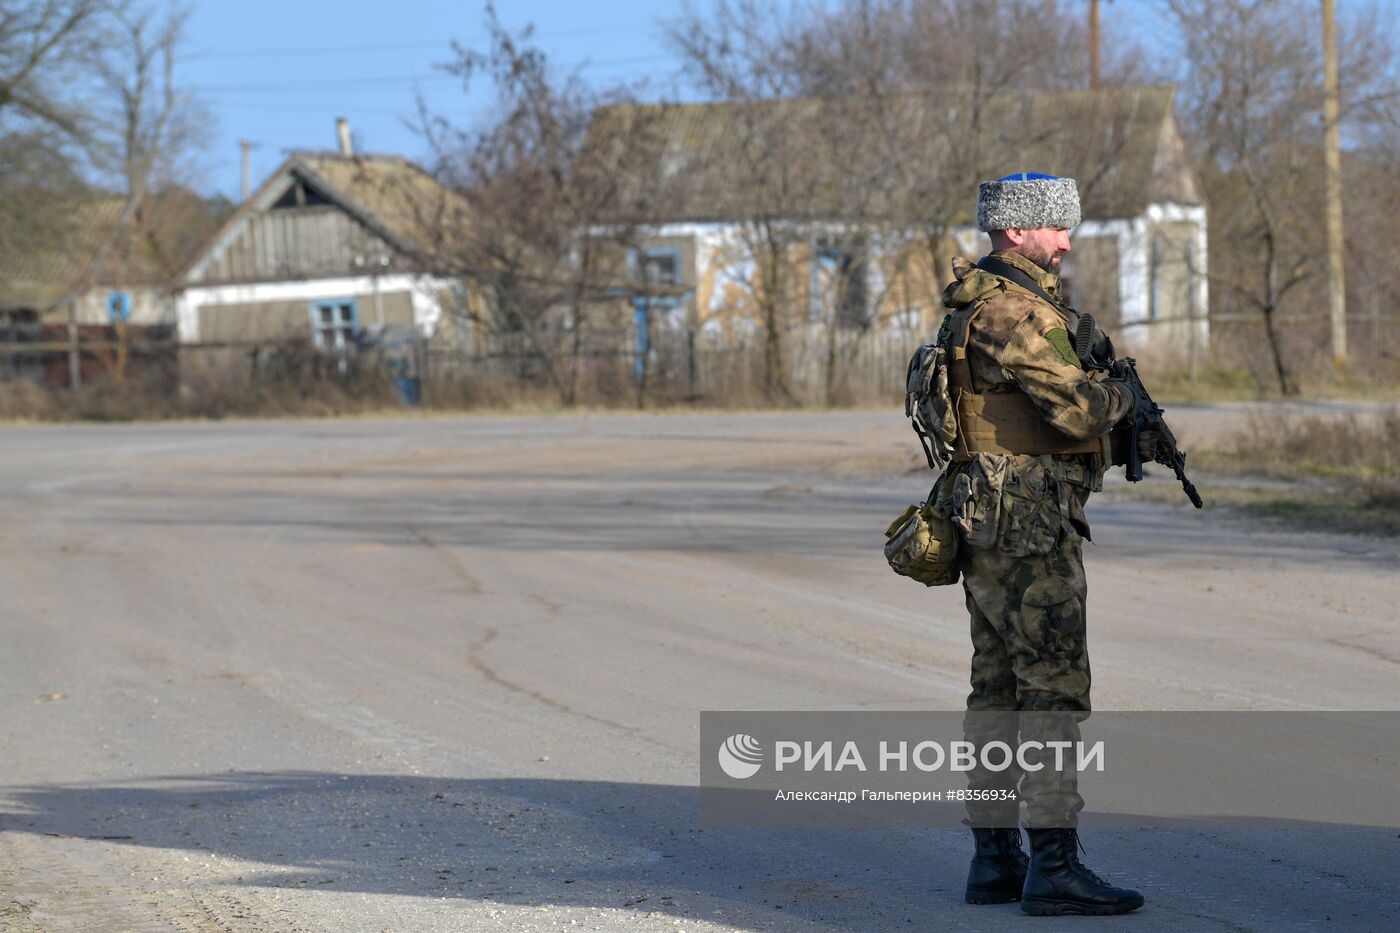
[976,172,1081,232]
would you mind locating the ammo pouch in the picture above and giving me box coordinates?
[883,501,961,587]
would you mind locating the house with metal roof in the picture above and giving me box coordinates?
[176,141,462,352]
[590,86,1207,354]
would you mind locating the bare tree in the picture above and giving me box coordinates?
[664,1,819,402]
[0,0,106,257]
[417,7,670,406]
[1341,116,1400,369]
[1166,0,1398,394]
[1,1,214,307]
[47,0,211,367]
[0,0,103,136]
[665,0,1152,403]
[91,3,207,216]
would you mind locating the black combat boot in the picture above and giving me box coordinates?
[1020,828,1144,916]
[964,827,1029,904]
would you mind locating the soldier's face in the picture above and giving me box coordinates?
[1018,226,1072,273]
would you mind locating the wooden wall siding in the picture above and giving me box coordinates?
[359,291,414,329]
[193,207,402,284]
[199,299,311,342]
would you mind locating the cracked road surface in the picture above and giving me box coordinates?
[1,410,1398,931]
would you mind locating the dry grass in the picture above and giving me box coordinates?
[1188,408,1400,535]
[1133,361,1267,404]
[0,348,405,423]
[1128,329,1400,405]
[1200,409,1399,489]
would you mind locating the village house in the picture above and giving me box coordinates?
[176,127,461,354]
[0,192,204,329]
[0,188,220,385]
[0,196,131,329]
[594,86,1208,358]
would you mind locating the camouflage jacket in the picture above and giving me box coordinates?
[931,250,1134,556]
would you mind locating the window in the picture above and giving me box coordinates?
[638,247,680,286]
[107,291,131,322]
[632,247,686,332]
[310,299,359,352]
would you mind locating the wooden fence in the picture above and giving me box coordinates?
[5,312,1398,412]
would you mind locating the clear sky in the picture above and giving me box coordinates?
[179,0,1168,200]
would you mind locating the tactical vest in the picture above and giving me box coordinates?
[946,297,1107,461]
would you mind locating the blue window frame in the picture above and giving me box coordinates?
[107,291,131,322]
[309,298,359,352]
[630,247,684,383]
[635,246,681,287]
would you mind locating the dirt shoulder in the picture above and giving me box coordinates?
[1175,406,1400,537]
[1099,471,1400,538]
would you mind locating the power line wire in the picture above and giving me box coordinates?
[194,73,456,93]
[215,103,414,115]
[189,55,677,94]
[185,21,657,61]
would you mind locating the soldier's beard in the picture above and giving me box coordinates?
[1019,242,1063,274]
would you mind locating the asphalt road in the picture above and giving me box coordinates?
[1,409,1398,932]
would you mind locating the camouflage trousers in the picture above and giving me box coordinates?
[960,531,1090,828]
[963,531,1091,712]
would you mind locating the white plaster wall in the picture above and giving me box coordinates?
[176,274,451,343]
[1110,203,1209,351]
[72,288,175,326]
[640,205,1209,352]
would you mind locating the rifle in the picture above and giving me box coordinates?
[1107,356,1204,509]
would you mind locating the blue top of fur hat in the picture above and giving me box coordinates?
[977,172,1081,231]
[996,172,1060,182]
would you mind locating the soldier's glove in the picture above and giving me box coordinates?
[1102,378,1137,419]
[1137,425,1161,463]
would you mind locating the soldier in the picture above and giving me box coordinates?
[931,172,1145,916]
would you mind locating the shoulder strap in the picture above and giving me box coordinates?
[975,254,1081,337]
[947,299,988,395]
[974,255,1061,308]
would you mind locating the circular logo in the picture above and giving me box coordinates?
[718,733,763,779]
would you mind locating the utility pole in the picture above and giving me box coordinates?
[1322,0,1347,367]
[1087,0,1115,89]
[1089,0,1101,88]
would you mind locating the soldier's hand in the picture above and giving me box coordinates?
[1102,377,1137,418]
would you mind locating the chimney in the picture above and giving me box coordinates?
[336,117,353,157]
